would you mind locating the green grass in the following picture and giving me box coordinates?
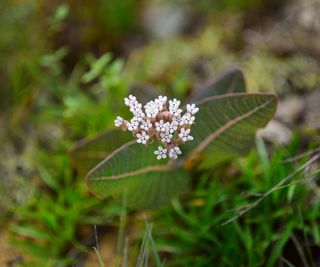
[153,138,320,267]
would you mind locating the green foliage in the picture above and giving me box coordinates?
[73,70,277,208]
[69,128,133,174]
[134,222,165,267]
[153,139,320,267]
[97,0,142,40]
[184,93,277,169]
[34,51,129,136]
[10,154,124,266]
[48,4,70,32]
[91,196,165,267]
[63,53,128,136]
[184,0,270,12]
[0,1,46,112]
[86,141,190,208]
[40,47,69,75]
[6,45,131,266]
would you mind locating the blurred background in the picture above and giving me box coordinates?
[0,0,320,266]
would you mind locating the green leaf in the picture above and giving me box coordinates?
[82,53,112,83]
[37,166,60,191]
[54,4,69,22]
[265,222,295,267]
[86,141,190,208]
[10,239,51,260]
[190,68,245,102]
[69,128,132,173]
[183,93,278,169]
[10,224,51,241]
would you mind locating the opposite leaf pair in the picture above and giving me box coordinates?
[70,68,278,208]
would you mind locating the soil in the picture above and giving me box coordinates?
[0,228,20,267]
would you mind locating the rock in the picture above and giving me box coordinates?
[304,89,320,130]
[143,3,189,39]
[257,119,293,145]
[276,95,304,124]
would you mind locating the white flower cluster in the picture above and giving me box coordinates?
[114,95,199,160]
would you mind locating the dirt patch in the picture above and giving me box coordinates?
[0,228,20,267]
[85,231,118,267]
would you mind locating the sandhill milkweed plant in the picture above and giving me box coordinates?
[69,68,278,208]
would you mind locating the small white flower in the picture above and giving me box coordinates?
[129,102,142,113]
[134,110,146,121]
[114,116,124,127]
[146,109,158,119]
[160,131,173,143]
[173,108,183,117]
[155,120,170,133]
[171,116,181,127]
[186,104,199,115]
[168,121,178,134]
[144,100,154,109]
[153,96,167,112]
[169,146,182,159]
[127,118,140,131]
[155,95,168,106]
[136,131,150,144]
[154,146,167,160]
[140,119,152,131]
[145,101,159,118]
[169,98,180,111]
[180,113,195,126]
[124,95,137,107]
[169,99,182,117]
[179,128,193,142]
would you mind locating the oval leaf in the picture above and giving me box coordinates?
[86,141,190,208]
[190,67,246,102]
[183,93,278,169]
[69,128,132,173]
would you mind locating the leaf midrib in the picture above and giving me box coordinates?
[89,164,171,181]
[193,94,276,154]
